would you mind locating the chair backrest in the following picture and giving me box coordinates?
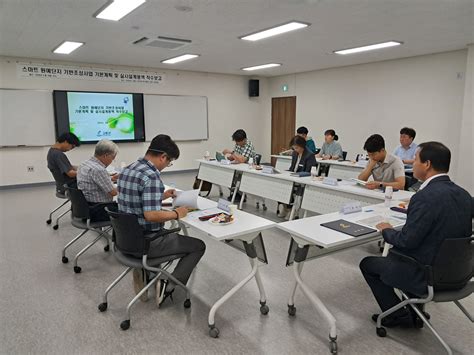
[65,187,90,219]
[432,237,474,290]
[404,175,418,191]
[342,151,347,160]
[106,208,146,257]
[254,153,262,165]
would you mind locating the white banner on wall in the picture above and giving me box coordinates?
[16,62,165,84]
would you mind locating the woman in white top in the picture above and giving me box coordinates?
[316,129,343,160]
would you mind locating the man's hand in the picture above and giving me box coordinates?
[175,206,189,219]
[223,149,232,155]
[163,189,176,200]
[376,222,393,231]
[111,173,119,182]
[321,154,330,160]
[366,181,380,190]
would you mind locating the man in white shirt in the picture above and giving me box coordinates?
[393,127,418,165]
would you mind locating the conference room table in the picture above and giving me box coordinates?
[171,194,276,338]
[277,202,408,353]
[196,159,414,219]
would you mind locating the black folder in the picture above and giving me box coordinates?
[321,219,377,237]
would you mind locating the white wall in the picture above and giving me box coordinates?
[0,56,269,186]
[264,50,469,189]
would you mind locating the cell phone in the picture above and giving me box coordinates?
[390,206,407,214]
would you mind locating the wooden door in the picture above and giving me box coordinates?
[271,96,296,166]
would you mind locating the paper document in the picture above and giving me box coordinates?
[350,178,368,186]
[356,215,404,228]
[173,189,200,209]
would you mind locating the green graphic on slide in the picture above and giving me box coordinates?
[107,113,135,133]
[69,123,81,140]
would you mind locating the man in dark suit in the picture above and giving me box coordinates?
[360,141,472,327]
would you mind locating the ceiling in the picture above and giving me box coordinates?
[0,0,473,76]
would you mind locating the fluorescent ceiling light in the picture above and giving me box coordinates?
[95,0,146,21]
[334,41,402,55]
[161,54,200,64]
[240,21,309,41]
[242,63,281,71]
[53,41,84,54]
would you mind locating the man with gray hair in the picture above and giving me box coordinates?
[77,139,119,222]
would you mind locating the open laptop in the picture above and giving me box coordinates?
[215,151,226,161]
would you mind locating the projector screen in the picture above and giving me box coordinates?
[53,90,145,143]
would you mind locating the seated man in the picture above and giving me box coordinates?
[77,139,119,222]
[394,127,418,166]
[117,134,206,306]
[360,142,472,327]
[296,126,317,154]
[358,134,405,190]
[47,132,81,193]
[222,129,256,163]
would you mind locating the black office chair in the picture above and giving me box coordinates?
[99,208,190,330]
[342,151,348,160]
[46,169,72,230]
[404,175,419,191]
[375,237,474,354]
[62,187,112,273]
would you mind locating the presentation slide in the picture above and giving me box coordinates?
[67,92,135,141]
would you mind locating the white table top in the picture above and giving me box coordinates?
[180,196,276,241]
[277,202,406,248]
[294,178,414,201]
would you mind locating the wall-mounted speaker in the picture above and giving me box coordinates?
[249,79,259,97]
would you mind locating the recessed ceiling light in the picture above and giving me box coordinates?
[240,21,310,41]
[95,0,146,21]
[52,41,84,54]
[161,54,200,64]
[242,63,282,71]
[334,41,402,55]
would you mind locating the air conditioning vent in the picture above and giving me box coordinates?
[132,36,192,50]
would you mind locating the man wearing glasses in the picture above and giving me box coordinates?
[117,134,206,306]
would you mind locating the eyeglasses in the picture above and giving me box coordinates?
[148,148,174,167]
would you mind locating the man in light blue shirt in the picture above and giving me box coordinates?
[394,127,418,165]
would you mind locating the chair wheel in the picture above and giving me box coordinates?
[104,245,110,252]
[98,303,108,312]
[53,225,59,230]
[262,205,267,211]
[260,304,269,315]
[46,219,52,225]
[376,327,387,337]
[184,299,191,308]
[256,203,260,209]
[288,305,296,316]
[120,320,130,330]
[209,326,219,338]
[73,266,81,273]
[330,340,338,354]
[62,256,69,264]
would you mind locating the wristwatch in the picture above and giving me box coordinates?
[379,183,384,188]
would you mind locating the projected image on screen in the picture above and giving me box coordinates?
[67,92,135,141]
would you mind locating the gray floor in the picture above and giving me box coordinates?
[0,172,472,355]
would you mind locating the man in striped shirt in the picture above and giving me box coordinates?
[117,134,206,306]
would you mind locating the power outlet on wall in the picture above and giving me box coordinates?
[27,166,34,172]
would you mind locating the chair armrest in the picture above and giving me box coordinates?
[389,249,434,286]
[143,227,181,254]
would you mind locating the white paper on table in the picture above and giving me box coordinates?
[173,189,200,209]
[356,215,404,228]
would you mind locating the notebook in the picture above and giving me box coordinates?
[215,151,226,161]
[321,219,377,237]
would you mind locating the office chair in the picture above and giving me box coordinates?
[46,188,70,230]
[342,151,348,160]
[99,208,190,330]
[62,187,112,273]
[404,175,419,191]
[375,236,474,355]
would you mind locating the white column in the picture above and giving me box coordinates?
[457,44,474,194]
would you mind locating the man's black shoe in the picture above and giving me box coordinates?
[372,313,415,328]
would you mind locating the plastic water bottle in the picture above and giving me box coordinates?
[248,157,254,168]
[311,166,318,180]
[204,151,210,161]
[384,186,393,207]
